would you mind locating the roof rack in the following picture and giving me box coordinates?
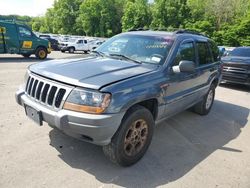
[174,29,206,37]
[128,28,149,32]
[0,17,27,24]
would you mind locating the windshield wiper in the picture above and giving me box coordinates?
[109,53,142,64]
[91,50,106,57]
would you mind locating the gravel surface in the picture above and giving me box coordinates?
[0,52,249,188]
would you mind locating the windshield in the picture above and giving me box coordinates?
[69,38,76,43]
[96,34,174,64]
[229,48,250,57]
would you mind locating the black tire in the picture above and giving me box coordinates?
[103,105,154,166]
[69,47,75,53]
[61,50,65,53]
[35,47,47,59]
[21,54,31,58]
[193,84,216,115]
[84,50,88,54]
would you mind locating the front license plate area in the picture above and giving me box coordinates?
[25,105,43,126]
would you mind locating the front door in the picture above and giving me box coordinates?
[18,26,34,54]
[163,40,202,117]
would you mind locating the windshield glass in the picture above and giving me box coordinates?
[229,48,250,57]
[69,38,76,43]
[96,34,174,64]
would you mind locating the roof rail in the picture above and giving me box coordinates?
[128,28,149,32]
[0,17,27,24]
[174,29,206,37]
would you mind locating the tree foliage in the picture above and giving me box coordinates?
[1,0,250,46]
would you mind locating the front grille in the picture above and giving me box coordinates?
[25,74,72,109]
[223,66,248,73]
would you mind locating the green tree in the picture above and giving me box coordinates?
[122,0,151,31]
[151,0,190,29]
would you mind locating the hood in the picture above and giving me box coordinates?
[29,56,158,90]
[222,56,250,64]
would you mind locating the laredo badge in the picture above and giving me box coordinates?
[22,41,32,48]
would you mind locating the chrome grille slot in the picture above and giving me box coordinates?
[55,89,66,108]
[24,74,73,110]
[31,80,38,97]
[48,86,57,105]
[27,78,34,95]
[41,84,50,103]
[36,82,44,100]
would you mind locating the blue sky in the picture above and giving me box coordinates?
[0,0,54,16]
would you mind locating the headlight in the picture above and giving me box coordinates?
[63,88,111,114]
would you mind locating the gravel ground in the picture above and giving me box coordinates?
[0,52,249,188]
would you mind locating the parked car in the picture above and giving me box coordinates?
[221,47,250,86]
[40,36,60,51]
[0,20,51,59]
[60,38,102,53]
[16,30,222,166]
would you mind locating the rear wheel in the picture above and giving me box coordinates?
[84,50,88,54]
[35,47,47,59]
[21,54,31,58]
[103,105,154,166]
[193,84,215,115]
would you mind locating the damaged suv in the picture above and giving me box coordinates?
[16,30,222,166]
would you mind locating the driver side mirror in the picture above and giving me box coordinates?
[172,60,195,73]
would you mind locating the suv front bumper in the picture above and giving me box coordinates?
[15,88,124,146]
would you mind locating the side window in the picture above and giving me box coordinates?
[19,26,31,37]
[209,40,219,62]
[84,40,87,44]
[173,42,195,66]
[197,42,213,65]
[78,40,83,44]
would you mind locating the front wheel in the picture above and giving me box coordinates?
[193,84,215,115]
[35,47,47,59]
[69,47,75,53]
[103,105,154,166]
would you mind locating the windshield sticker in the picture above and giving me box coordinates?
[151,56,161,63]
[108,47,121,53]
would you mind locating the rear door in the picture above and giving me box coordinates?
[195,41,218,92]
[163,39,202,117]
[0,22,19,53]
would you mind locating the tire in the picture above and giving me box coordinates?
[69,47,75,53]
[35,47,47,59]
[84,50,88,54]
[61,50,65,53]
[21,54,31,58]
[103,105,154,166]
[193,84,215,115]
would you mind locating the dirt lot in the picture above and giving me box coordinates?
[0,52,250,188]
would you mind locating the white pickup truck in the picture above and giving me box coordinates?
[60,39,103,53]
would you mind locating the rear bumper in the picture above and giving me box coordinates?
[15,88,125,145]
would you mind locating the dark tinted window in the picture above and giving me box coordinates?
[209,41,219,61]
[78,40,83,44]
[229,48,250,57]
[19,26,31,37]
[173,42,195,66]
[197,42,213,65]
